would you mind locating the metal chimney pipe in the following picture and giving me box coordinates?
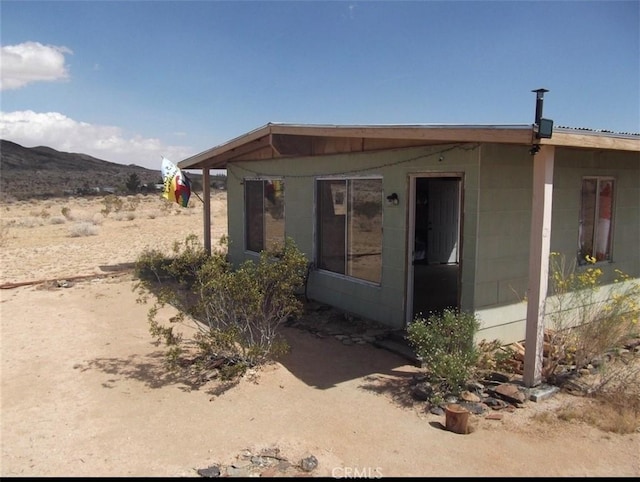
[532,88,549,125]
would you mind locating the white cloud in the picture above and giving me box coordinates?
[0,110,193,170]
[0,42,73,91]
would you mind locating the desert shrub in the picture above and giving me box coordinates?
[0,221,9,246]
[544,252,640,381]
[406,308,480,396]
[135,235,308,384]
[114,212,136,221]
[69,221,99,237]
[61,206,73,220]
[101,195,123,216]
[18,217,43,228]
[135,233,209,285]
[125,196,141,212]
[49,215,66,225]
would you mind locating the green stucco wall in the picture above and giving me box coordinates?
[227,143,479,330]
[475,145,640,343]
[225,143,640,344]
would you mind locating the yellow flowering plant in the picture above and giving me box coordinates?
[544,252,639,379]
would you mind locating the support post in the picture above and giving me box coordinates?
[202,169,211,256]
[524,145,555,387]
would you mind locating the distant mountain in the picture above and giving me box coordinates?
[0,140,169,200]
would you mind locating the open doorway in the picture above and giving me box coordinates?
[407,175,462,323]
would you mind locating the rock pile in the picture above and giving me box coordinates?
[197,448,318,478]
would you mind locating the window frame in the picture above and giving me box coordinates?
[578,176,615,265]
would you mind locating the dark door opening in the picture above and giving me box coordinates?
[410,176,461,320]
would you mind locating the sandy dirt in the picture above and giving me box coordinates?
[1,194,638,477]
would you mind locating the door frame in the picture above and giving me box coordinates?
[405,172,464,326]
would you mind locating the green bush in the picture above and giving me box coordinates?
[135,236,308,384]
[406,308,480,395]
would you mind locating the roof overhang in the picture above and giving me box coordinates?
[179,122,640,170]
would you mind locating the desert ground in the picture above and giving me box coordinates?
[1,193,638,477]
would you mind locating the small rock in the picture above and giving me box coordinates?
[458,401,486,415]
[485,412,504,421]
[411,382,433,401]
[460,390,481,403]
[197,465,221,478]
[411,373,430,385]
[492,383,526,404]
[466,381,485,393]
[485,372,510,383]
[483,396,509,410]
[300,455,318,472]
[430,406,445,416]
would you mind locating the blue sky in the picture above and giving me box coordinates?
[1,0,638,171]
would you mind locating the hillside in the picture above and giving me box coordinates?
[0,140,172,200]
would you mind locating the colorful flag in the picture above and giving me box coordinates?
[161,156,191,207]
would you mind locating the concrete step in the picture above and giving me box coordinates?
[372,334,423,367]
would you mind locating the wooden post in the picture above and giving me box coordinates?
[202,168,211,256]
[523,145,555,388]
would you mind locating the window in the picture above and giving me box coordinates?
[316,178,383,284]
[578,177,614,264]
[245,179,285,253]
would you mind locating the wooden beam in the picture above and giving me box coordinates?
[523,145,555,388]
[179,124,272,169]
[202,169,211,255]
[270,124,534,145]
[541,132,640,152]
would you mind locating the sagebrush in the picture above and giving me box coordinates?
[135,235,308,383]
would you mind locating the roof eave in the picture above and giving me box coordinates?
[178,123,640,170]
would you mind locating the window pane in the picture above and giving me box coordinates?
[245,181,264,252]
[264,180,285,251]
[595,180,613,261]
[579,178,614,263]
[347,179,383,283]
[317,180,346,274]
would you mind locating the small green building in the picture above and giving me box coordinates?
[180,122,640,385]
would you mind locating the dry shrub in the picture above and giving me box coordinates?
[49,215,66,225]
[554,350,640,434]
[17,216,43,228]
[61,206,73,220]
[114,212,136,221]
[69,221,99,237]
[0,221,9,246]
[555,394,639,434]
[92,213,104,225]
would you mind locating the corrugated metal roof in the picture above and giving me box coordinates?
[556,125,640,137]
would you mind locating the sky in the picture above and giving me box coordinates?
[1,0,639,172]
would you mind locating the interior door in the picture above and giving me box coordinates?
[426,179,460,264]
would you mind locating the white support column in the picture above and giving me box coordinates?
[202,169,211,256]
[524,145,555,388]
